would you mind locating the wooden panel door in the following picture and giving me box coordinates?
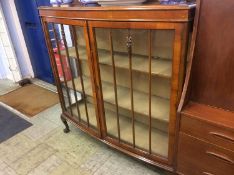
[88,21,187,165]
[41,18,101,137]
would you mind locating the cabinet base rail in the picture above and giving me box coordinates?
[61,112,175,172]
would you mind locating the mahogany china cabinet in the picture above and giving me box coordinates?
[177,0,234,174]
[39,3,195,172]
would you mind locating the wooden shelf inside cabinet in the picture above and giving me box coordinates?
[67,101,98,129]
[67,76,170,124]
[64,47,172,79]
[69,102,169,157]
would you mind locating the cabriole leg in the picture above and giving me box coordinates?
[60,115,70,133]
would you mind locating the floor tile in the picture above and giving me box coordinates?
[0,79,19,95]
[81,146,165,175]
[27,155,63,175]
[0,160,17,175]
[92,153,162,175]
[11,143,56,175]
[43,127,102,168]
[22,117,59,141]
[80,149,113,174]
[48,161,91,175]
[0,134,37,164]
[40,104,62,126]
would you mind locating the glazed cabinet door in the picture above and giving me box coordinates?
[42,19,101,136]
[89,21,186,164]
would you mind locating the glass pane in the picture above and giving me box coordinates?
[95,27,174,157]
[47,23,98,131]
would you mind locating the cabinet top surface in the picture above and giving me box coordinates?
[39,4,195,22]
[182,102,234,130]
[38,4,196,11]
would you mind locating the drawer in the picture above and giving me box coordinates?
[180,114,234,151]
[177,132,234,175]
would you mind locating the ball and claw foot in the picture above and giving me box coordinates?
[63,128,70,133]
[60,115,70,133]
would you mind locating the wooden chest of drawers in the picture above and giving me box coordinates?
[180,105,234,151]
[178,132,234,175]
[177,103,234,175]
[177,0,234,174]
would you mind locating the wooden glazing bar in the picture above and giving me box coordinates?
[148,30,152,154]
[52,23,73,115]
[109,29,121,142]
[70,26,90,126]
[60,24,81,120]
[42,21,66,113]
[127,29,135,147]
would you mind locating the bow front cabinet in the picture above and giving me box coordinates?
[39,4,195,172]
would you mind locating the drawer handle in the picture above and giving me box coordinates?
[209,132,234,142]
[206,151,234,164]
[202,172,215,175]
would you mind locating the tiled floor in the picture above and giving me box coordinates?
[0,79,20,95]
[0,79,168,175]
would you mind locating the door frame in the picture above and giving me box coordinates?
[14,0,54,83]
[41,16,188,170]
[41,17,103,138]
[88,20,187,167]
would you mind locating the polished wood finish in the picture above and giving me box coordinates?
[177,133,234,175]
[108,29,121,142]
[177,0,234,174]
[148,30,152,154]
[39,5,195,22]
[70,26,89,123]
[181,102,234,131]
[41,21,66,113]
[88,20,184,163]
[181,113,234,151]
[39,4,194,172]
[190,0,234,111]
[127,29,136,148]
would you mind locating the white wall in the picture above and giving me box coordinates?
[0,7,10,79]
[0,3,11,80]
[0,0,34,79]
[0,38,12,79]
[0,3,21,81]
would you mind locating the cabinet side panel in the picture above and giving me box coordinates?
[191,0,234,111]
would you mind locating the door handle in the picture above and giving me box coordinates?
[202,172,215,175]
[209,131,234,142]
[206,151,234,164]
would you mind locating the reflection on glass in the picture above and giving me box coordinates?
[95,28,174,157]
[48,23,98,131]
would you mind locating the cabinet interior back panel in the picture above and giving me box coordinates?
[191,0,234,111]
